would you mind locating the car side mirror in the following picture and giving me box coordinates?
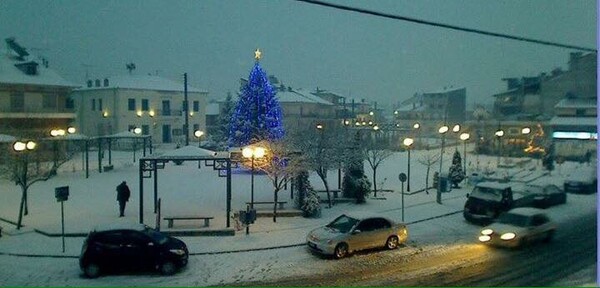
[352,229,361,234]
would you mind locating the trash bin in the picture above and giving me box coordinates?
[438,173,452,193]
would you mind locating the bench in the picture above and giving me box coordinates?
[103,165,114,171]
[163,215,214,228]
[245,201,287,210]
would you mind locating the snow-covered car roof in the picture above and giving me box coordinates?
[475,181,512,190]
[340,212,396,223]
[90,222,147,233]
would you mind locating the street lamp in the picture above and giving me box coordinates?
[67,127,76,134]
[521,127,531,135]
[194,130,204,147]
[242,146,266,210]
[495,129,505,167]
[460,132,470,174]
[437,125,448,202]
[403,138,414,192]
[13,140,36,152]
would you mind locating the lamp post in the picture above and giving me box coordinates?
[242,146,266,210]
[413,123,420,148]
[495,129,505,167]
[133,127,142,162]
[437,125,448,203]
[194,130,204,147]
[460,132,470,174]
[50,129,66,167]
[13,140,37,229]
[403,138,414,192]
[452,124,461,147]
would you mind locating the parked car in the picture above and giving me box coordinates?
[564,167,597,194]
[463,182,536,225]
[524,184,567,208]
[306,213,408,259]
[79,223,188,278]
[478,207,556,248]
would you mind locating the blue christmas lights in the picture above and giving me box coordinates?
[229,62,285,147]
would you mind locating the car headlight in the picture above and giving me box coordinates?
[169,249,186,256]
[500,233,516,240]
[479,235,491,242]
[481,229,493,235]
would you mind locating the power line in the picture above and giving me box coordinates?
[295,0,597,53]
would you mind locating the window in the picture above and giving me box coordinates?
[65,98,74,109]
[162,100,171,116]
[98,99,103,111]
[576,109,586,116]
[10,92,24,111]
[142,99,149,111]
[128,99,136,111]
[128,125,135,132]
[193,124,200,132]
[43,94,57,109]
[91,99,96,111]
[142,125,149,135]
[193,101,199,112]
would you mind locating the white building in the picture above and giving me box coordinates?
[71,75,208,144]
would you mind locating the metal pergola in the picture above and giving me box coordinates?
[137,146,233,228]
[96,131,152,174]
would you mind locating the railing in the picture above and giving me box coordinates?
[0,107,75,113]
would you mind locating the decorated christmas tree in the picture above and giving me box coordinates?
[228,49,284,147]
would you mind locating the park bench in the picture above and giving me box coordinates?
[163,215,214,228]
[245,201,287,210]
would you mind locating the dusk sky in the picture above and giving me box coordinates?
[0,0,596,110]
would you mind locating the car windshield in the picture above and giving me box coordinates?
[498,213,530,227]
[326,215,360,233]
[143,227,169,245]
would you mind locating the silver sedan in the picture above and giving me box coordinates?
[307,213,408,259]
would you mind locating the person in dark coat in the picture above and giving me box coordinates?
[116,181,131,217]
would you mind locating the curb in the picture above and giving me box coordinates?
[0,209,464,259]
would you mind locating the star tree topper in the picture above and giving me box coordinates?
[254,48,262,61]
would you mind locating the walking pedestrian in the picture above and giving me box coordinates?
[116,181,131,217]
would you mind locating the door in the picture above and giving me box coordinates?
[162,125,171,143]
[121,231,156,270]
[349,219,379,251]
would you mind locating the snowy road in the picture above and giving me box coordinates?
[237,209,597,286]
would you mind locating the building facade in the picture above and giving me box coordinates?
[0,38,77,138]
[71,75,208,145]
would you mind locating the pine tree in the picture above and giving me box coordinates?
[448,150,465,188]
[214,92,235,148]
[229,52,284,147]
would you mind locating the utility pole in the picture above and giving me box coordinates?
[184,73,189,146]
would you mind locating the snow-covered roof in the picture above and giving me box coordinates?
[77,75,207,93]
[158,145,218,158]
[424,86,466,95]
[0,54,78,88]
[276,88,333,105]
[103,131,148,138]
[554,98,597,109]
[0,134,16,143]
[549,117,597,127]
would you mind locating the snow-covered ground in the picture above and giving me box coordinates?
[0,144,596,286]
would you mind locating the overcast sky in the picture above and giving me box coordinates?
[0,0,596,110]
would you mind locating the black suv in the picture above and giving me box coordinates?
[79,223,188,278]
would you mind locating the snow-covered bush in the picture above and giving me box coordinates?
[342,166,371,204]
[301,187,321,218]
[448,150,465,188]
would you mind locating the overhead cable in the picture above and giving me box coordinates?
[295,0,597,53]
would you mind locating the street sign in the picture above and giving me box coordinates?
[398,173,407,183]
[55,186,69,202]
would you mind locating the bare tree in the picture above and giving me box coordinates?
[249,140,304,222]
[417,149,441,195]
[0,144,66,229]
[363,137,393,197]
[287,125,348,208]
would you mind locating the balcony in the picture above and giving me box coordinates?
[0,107,76,119]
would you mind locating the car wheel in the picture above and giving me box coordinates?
[543,230,555,243]
[386,236,399,250]
[159,261,177,276]
[334,243,349,259]
[83,262,101,278]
